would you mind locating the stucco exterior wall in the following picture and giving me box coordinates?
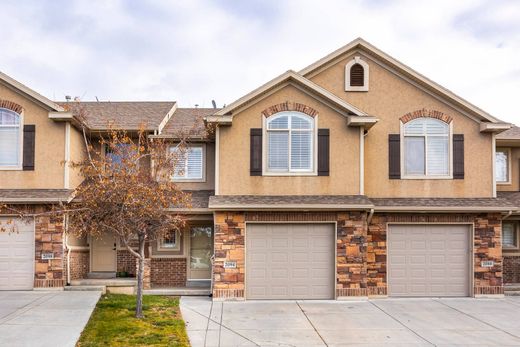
[218,84,360,195]
[68,126,86,189]
[0,83,66,189]
[308,51,494,198]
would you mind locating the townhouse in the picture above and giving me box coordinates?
[0,38,518,300]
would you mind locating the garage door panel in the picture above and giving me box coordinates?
[246,223,334,300]
[389,224,469,297]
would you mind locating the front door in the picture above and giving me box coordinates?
[189,226,213,280]
[91,233,117,272]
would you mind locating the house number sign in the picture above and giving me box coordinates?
[481,260,494,268]
[41,253,54,260]
[223,261,237,269]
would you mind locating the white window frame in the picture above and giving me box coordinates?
[400,118,453,179]
[262,111,318,176]
[502,221,519,250]
[345,56,369,92]
[0,108,23,171]
[157,229,181,251]
[495,147,511,185]
[171,143,205,182]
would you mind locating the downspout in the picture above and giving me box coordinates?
[65,214,71,285]
[367,208,375,225]
[503,210,513,220]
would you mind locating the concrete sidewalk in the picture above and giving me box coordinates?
[0,291,100,347]
[180,296,520,347]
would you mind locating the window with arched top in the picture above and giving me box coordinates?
[265,111,315,174]
[0,107,22,167]
[402,117,451,177]
[345,56,369,91]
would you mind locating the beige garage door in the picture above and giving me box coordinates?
[388,224,470,297]
[246,223,335,300]
[0,217,34,290]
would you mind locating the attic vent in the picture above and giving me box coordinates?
[350,64,364,87]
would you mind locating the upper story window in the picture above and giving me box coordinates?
[265,112,315,174]
[0,108,22,168]
[105,143,132,167]
[495,148,510,184]
[171,144,204,181]
[403,118,451,178]
[503,222,519,249]
[345,56,369,92]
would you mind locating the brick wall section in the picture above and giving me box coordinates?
[504,256,520,284]
[69,250,89,280]
[150,258,187,287]
[34,214,65,288]
[399,108,453,124]
[117,250,136,276]
[213,212,246,299]
[261,102,318,118]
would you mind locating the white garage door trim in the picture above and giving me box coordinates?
[387,223,473,298]
[0,216,35,290]
[245,222,337,300]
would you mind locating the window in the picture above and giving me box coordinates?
[496,148,510,184]
[171,145,204,180]
[503,222,518,249]
[158,230,180,251]
[265,112,315,174]
[403,118,451,177]
[0,108,22,168]
[345,56,369,91]
[105,143,132,166]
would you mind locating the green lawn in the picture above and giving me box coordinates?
[77,294,190,347]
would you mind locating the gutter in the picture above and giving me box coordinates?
[208,204,375,211]
[374,206,518,212]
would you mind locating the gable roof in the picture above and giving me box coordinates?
[0,71,64,112]
[59,101,176,131]
[300,38,504,124]
[211,70,369,119]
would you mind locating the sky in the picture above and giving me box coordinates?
[0,0,519,123]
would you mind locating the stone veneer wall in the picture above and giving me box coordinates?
[34,213,66,288]
[213,211,504,299]
[504,256,520,284]
[69,250,89,280]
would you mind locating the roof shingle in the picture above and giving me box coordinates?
[161,108,217,138]
[59,101,175,131]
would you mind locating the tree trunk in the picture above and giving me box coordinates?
[135,233,145,318]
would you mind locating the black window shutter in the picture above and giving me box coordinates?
[388,134,400,179]
[318,129,330,176]
[453,134,464,179]
[250,128,262,176]
[23,124,35,171]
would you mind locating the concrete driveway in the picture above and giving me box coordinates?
[0,291,100,347]
[181,296,520,347]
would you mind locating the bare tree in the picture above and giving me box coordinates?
[66,127,191,318]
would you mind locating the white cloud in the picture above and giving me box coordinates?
[0,0,518,123]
